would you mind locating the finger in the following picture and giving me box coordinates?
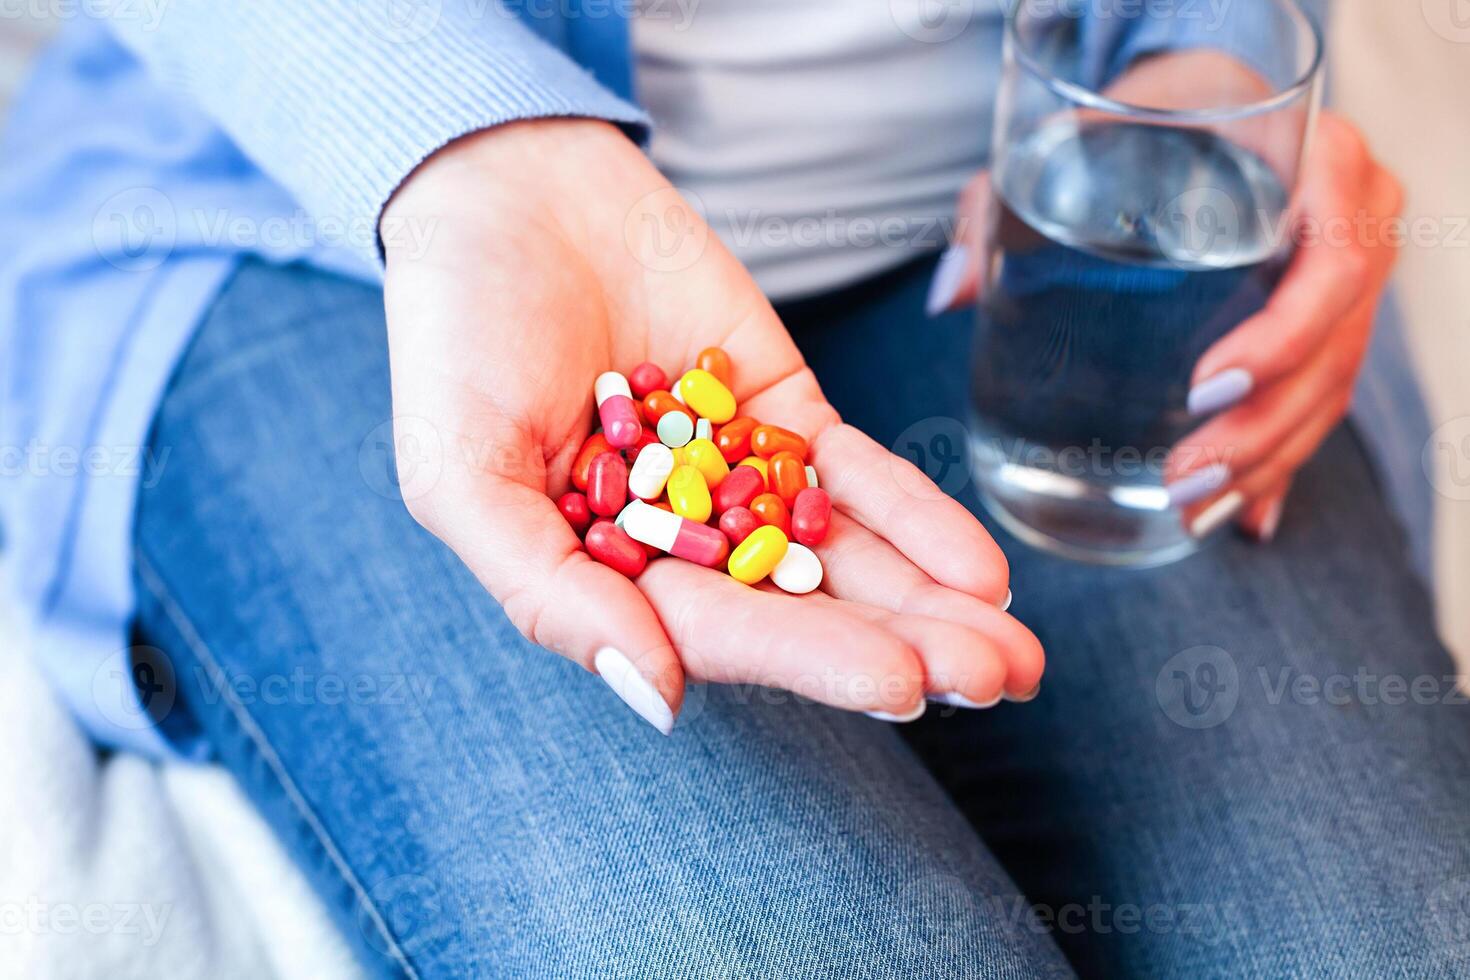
[802,591,1010,711]
[806,423,1010,604]
[1238,476,1292,543]
[1186,243,1375,417]
[1166,299,1375,496]
[927,171,992,315]
[406,424,685,735]
[817,512,1044,698]
[635,558,929,716]
[1180,398,1345,539]
[1188,120,1397,416]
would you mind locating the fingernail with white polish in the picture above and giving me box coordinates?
[925,245,969,317]
[1188,490,1245,539]
[1258,498,1285,542]
[931,691,1002,710]
[999,588,1013,612]
[1187,368,1253,417]
[1167,463,1232,507]
[594,646,674,735]
[1003,683,1041,704]
[866,702,927,723]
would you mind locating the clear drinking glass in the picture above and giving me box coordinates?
[969,0,1324,566]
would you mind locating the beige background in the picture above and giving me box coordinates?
[1334,4,1470,663]
[1,7,1466,655]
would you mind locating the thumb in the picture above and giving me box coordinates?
[404,419,685,734]
[926,170,992,316]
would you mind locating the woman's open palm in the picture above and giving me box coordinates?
[381,120,1042,731]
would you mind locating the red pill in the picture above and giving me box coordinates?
[642,390,692,426]
[628,361,669,400]
[750,492,790,537]
[696,346,733,387]
[719,506,761,547]
[710,464,764,517]
[586,451,628,517]
[768,451,807,508]
[571,433,614,491]
[715,417,758,464]
[751,424,807,459]
[557,491,592,536]
[791,487,831,547]
[585,521,647,578]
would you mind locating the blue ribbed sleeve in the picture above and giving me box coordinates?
[105,0,649,268]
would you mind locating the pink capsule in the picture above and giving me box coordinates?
[586,452,628,517]
[594,371,643,449]
[621,500,730,569]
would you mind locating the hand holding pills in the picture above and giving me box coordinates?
[380,118,1043,733]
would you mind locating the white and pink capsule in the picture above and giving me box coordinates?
[620,500,729,568]
[594,371,643,449]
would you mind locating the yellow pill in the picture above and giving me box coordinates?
[666,464,712,523]
[677,369,737,425]
[681,438,729,488]
[737,456,769,483]
[727,524,789,585]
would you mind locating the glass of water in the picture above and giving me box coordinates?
[969,0,1323,566]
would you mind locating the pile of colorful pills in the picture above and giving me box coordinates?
[556,347,831,594]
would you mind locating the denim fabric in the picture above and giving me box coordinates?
[134,258,1470,979]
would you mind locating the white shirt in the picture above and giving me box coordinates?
[633,0,1001,300]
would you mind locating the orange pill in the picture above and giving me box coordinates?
[643,389,693,426]
[715,417,758,465]
[696,346,733,387]
[572,433,615,491]
[751,424,807,459]
[749,492,790,537]
[768,451,807,508]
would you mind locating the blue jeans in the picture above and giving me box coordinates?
[134,258,1470,979]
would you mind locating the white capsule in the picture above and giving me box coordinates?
[670,384,686,405]
[805,465,818,488]
[771,542,823,595]
[593,370,633,406]
[695,418,712,441]
[620,499,680,551]
[628,443,675,501]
